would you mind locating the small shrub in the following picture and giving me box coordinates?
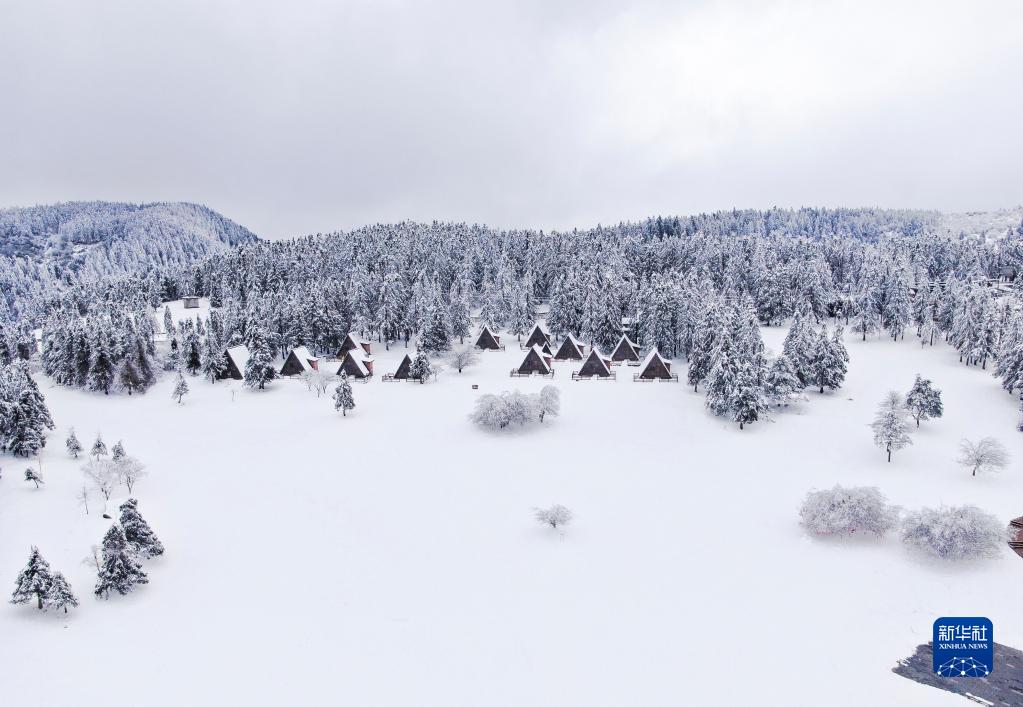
[899,505,1006,560]
[534,504,573,529]
[799,485,899,536]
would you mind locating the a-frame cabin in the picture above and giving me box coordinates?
[280,346,319,376]
[382,353,414,382]
[337,332,372,358]
[218,345,250,380]
[523,323,551,350]
[634,349,676,381]
[474,325,504,350]
[610,334,641,364]
[573,347,614,380]
[336,348,374,379]
[553,333,586,361]
[511,344,553,377]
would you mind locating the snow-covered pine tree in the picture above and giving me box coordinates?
[111,440,126,461]
[164,336,181,372]
[870,391,913,462]
[448,282,471,345]
[25,468,44,488]
[806,326,848,394]
[904,375,943,427]
[764,355,803,407]
[94,524,149,599]
[10,546,54,610]
[182,328,202,375]
[334,372,355,416]
[704,335,738,418]
[45,572,79,614]
[91,433,108,460]
[66,428,82,458]
[782,310,813,387]
[508,282,532,341]
[419,301,451,354]
[173,373,190,404]
[116,353,144,395]
[163,305,175,337]
[687,302,723,392]
[0,363,54,457]
[409,349,433,383]
[119,498,165,559]
[243,327,275,390]
[87,324,116,394]
[200,333,225,382]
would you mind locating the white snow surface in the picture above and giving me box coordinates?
[2,327,1021,707]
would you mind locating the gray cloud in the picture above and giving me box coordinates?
[1,0,1021,238]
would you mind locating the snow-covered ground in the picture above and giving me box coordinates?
[2,326,1021,707]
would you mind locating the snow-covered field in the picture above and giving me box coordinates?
[2,326,1021,706]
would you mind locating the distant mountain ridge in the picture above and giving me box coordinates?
[0,200,259,272]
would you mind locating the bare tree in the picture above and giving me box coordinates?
[537,385,560,423]
[115,457,147,494]
[534,504,573,529]
[81,545,101,572]
[24,468,44,489]
[956,437,1010,477]
[82,459,118,510]
[76,484,90,515]
[448,347,479,374]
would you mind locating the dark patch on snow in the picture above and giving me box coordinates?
[893,642,1023,705]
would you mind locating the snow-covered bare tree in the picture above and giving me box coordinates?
[534,504,573,529]
[870,391,912,462]
[82,458,118,510]
[448,347,479,373]
[115,456,147,494]
[537,385,560,423]
[899,505,1006,560]
[956,437,1009,477]
[799,485,899,536]
[24,468,43,488]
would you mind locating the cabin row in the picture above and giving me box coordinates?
[220,333,377,382]
[490,324,676,382]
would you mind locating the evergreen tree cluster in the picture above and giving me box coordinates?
[0,361,54,456]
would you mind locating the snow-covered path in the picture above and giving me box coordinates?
[2,329,1020,706]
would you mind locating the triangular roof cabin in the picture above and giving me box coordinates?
[610,334,641,362]
[391,354,413,380]
[474,325,503,350]
[523,323,551,349]
[553,334,585,361]
[280,346,319,376]
[336,348,374,378]
[516,345,553,375]
[338,332,372,358]
[219,345,250,380]
[636,349,673,380]
[577,348,613,378]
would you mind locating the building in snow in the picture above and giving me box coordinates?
[511,344,554,377]
[474,325,505,351]
[1010,516,1023,560]
[182,295,200,309]
[554,333,586,361]
[573,347,615,380]
[522,323,552,350]
[633,349,677,381]
[338,332,372,358]
[219,345,250,380]
[280,346,319,376]
[336,348,374,380]
[610,334,641,365]
[382,353,415,382]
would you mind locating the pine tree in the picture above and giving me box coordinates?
[732,361,769,430]
[66,428,82,458]
[704,336,738,418]
[419,302,451,354]
[334,373,355,416]
[87,325,116,394]
[173,374,190,404]
[10,547,54,610]
[182,328,202,375]
[904,375,943,427]
[806,326,848,394]
[243,327,275,390]
[448,286,471,345]
[25,468,44,488]
[764,355,803,407]
[119,498,165,559]
[200,334,225,382]
[871,391,913,462]
[112,440,126,461]
[116,355,144,395]
[46,572,79,614]
[782,311,813,387]
[164,337,181,372]
[94,525,149,599]
[410,349,433,383]
[91,433,108,460]
[163,306,175,337]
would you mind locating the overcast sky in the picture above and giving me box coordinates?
[1,0,1021,239]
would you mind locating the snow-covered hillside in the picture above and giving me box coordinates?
[1,326,1020,706]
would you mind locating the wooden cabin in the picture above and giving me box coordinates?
[1010,516,1023,559]
[474,325,504,351]
[382,353,415,382]
[553,333,586,361]
[338,332,372,358]
[280,346,319,376]
[633,349,677,381]
[610,334,641,365]
[218,345,250,380]
[182,295,200,309]
[336,348,374,380]
[573,347,614,380]
[522,323,552,350]
[511,344,554,377]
